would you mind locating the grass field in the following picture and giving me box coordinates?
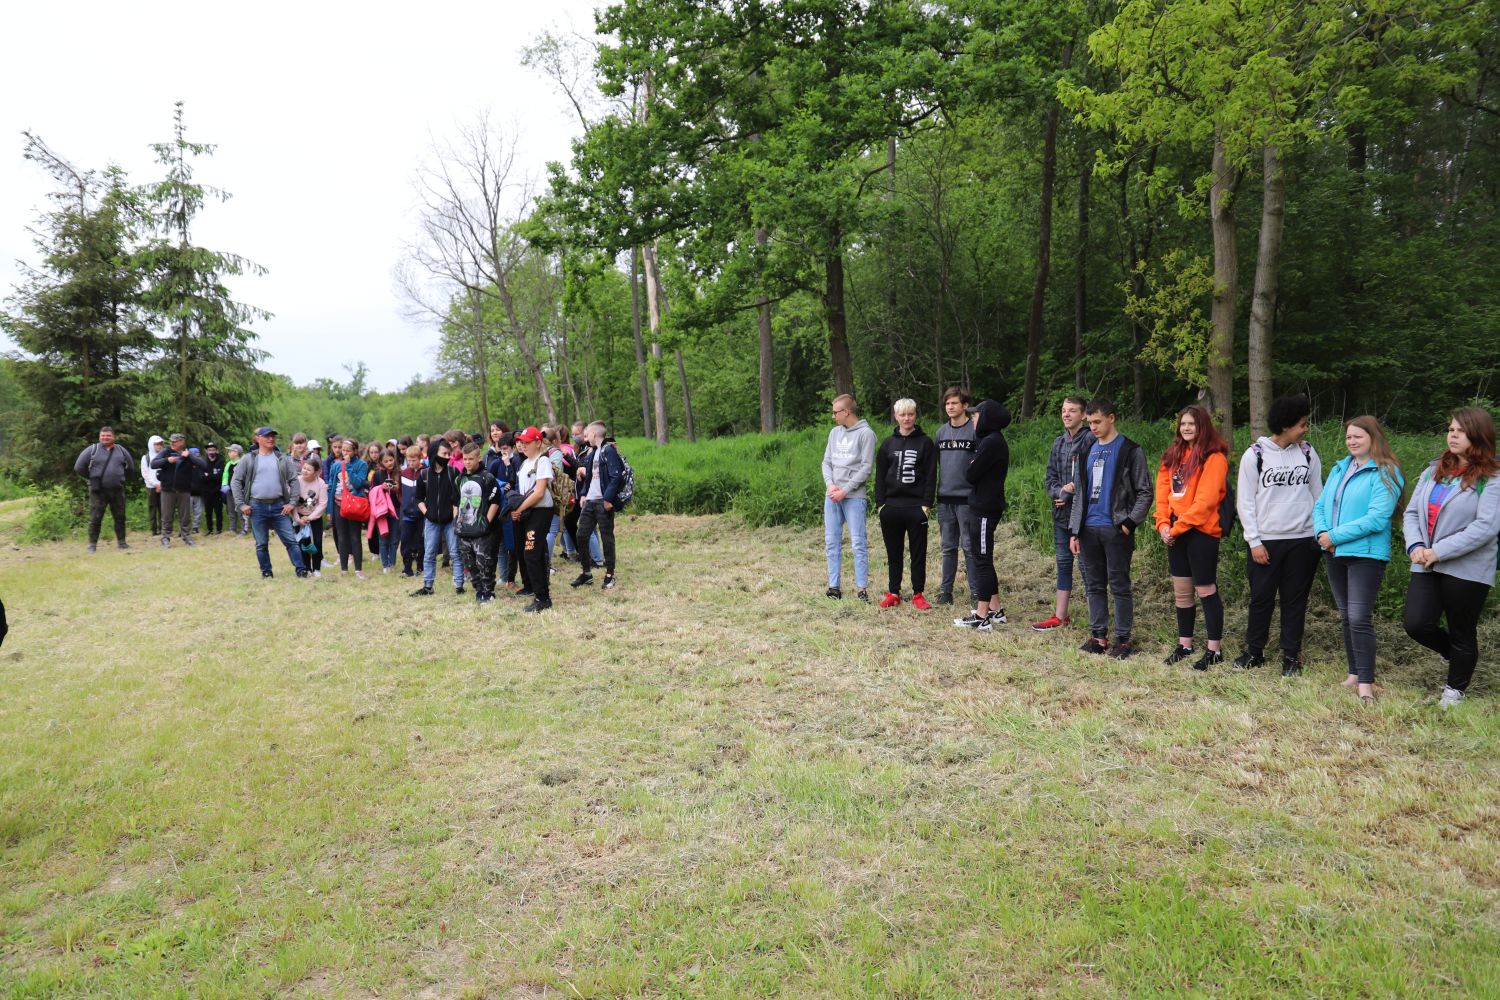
[2,504,1499,998]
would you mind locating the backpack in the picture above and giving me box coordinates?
[611,444,635,508]
[1218,477,1237,536]
[1253,440,1312,475]
[546,451,575,509]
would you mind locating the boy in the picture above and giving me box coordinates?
[454,443,503,603]
[1035,396,1094,630]
[875,398,937,609]
[1069,398,1152,659]
[821,393,877,601]
[412,436,462,597]
[934,387,976,605]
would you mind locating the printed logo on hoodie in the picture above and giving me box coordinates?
[897,448,919,485]
[1260,461,1312,490]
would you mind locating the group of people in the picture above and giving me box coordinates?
[823,390,1500,707]
[80,420,632,615]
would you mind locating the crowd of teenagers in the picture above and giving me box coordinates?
[76,421,633,614]
[822,390,1500,708]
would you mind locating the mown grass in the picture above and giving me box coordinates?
[2,509,1498,998]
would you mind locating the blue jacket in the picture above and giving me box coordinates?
[328,457,369,498]
[1312,456,1404,561]
[579,442,625,504]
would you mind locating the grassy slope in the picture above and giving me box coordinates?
[1,511,1497,999]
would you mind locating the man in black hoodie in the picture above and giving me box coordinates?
[953,398,1011,632]
[412,436,462,596]
[874,398,937,609]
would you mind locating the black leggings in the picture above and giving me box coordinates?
[201,492,224,533]
[963,508,1001,604]
[305,518,324,572]
[520,506,553,604]
[1169,528,1223,642]
[879,505,928,595]
[331,508,363,571]
[1404,571,1490,692]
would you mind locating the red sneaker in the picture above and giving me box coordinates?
[878,591,902,609]
[911,593,932,611]
[1031,615,1070,632]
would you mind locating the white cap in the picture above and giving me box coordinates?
[307,439,321,450]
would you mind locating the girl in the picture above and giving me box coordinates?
[368,448,403,572]
[1402,407,1500,708]
[363,441,384,474]
[328,437,369,578]
[1156,406,1231,670]
[292,457,328,576]
[874,398,937,609]
[1313,416,1405,704]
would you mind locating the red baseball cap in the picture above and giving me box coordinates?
[515,426,544,443]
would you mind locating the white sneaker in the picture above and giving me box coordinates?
[1439,686,1465,709]
[312,570,321,578]
[355,570,365,579]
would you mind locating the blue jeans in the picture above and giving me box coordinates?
[250,502,306,576]
[937,501,974,597]
[823,496,869,590]
[1053,522,1083,591]
[1326,555,1386,683]
[378,527,397,569]
[423,519,461,589]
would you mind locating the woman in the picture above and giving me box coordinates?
[368,448,403,573]
[292,457,328,576]
[328,437,369,578]
[1155,405,1231,671]
[1312,416,1405,704]
[874,398,937,610]
[1402,407,1500,708]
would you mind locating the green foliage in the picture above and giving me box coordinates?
[21,485,83,542]
[1129,250,1216,389]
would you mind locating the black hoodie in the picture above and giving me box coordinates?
[964,399,1012,515]
[415,438,458,524]
[874,424,937,509]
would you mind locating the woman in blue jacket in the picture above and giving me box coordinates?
[327,437,370,578]
[1401,407,1500,708]
[1313,415,1405,704]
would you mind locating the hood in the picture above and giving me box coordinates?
[427,438,448,469]
[890,423,928,440]
[836,418,872,438]
[973,400,1012,437]
[148,435,165,454]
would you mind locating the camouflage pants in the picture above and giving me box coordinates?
[458,533,497,598]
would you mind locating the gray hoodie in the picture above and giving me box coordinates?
[1236,437,1323,546]
[1403,462,1500,586]
[822,419,876,500]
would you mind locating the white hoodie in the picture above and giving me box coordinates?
[1236,436,1323,546]
[141,435,164,489]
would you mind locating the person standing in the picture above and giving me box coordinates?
[454,443,503,603]
[291,457,328,576]
[572,421,625,591]
[197,443,226,535]
[1401,407,1500,708]
[229,427,308,579]
[1313,416,1405,703]
[398,444,426,577]
[874,399,937,610]
[1035,397,1094,631]
[1154,406,1231,670]
[1234,394,1324,675]
[934,387,976,607]
[822,394,876,602]
[953,398,1012,630]
[1069,398,1152,659]
[74,426,134,553]
[327,438,369,578]
[367,448,402,573]
[222,444,247,535]
[152,434,206,548]
[412,436,462,596]
[141,434,165,537]
[513,426,556,613]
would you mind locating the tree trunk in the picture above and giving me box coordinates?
[1247,144,1286,441]
[675,348,696,441]
[629,249,653,439]
[582,319,597,422]
[825,251,855,398]
[560,318,583,427]
[1022,104,1060,418]
[755,228,775,433]
[642,242,669,445]
[1074,143,1089,390]
[468,288,490,431]
[1206,132,1239,440]
[496,275,557,425]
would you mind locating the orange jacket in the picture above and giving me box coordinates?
[1153,451,1229,539]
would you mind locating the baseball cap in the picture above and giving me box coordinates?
[255,426,277,437]
[515,426,544,444]
[307,439,321,450]
[204,442,218,449]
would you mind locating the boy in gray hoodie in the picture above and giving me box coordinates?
[822,393,877,601]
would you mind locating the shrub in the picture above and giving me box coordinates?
[22,485,84,543]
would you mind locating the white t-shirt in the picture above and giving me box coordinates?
[518,454,554,508]
[585,448,604,501]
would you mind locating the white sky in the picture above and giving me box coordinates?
[0,0,601,393]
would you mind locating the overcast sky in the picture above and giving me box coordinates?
[0,0,602,393]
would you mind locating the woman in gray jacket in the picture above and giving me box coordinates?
[1402,407,1500,707]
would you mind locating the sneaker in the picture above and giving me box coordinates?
[934,591,953,606]
[522,600,551,614]
[312,570,322,578]
[1192,649,1224,672]
[570,573,595,588]
[296,568,310,579]
[1109,638,1134,660]
[455,585,465,596]
[410,586,434,596]
[856,589,870,603]
[1280,655,1303,677]
[1439,686,1465,708]
[953,612,991,632]
[506,581,522,593]
[402,568,415,577]
[879,592,902,609]
[1164,644,1195,666]
[1231,650,1265,670]
[826,587,842,600]
[1079,635,1109,655]
[262,570,273,579]
[1031,615,1069,631]
[911,593,932,611]
[117,541,130,550]
[87,543,97,553]
[477,594,494,605]
[355,570,365,579]
[602,574,616,590]
[516,588,534,599]
[182,537,196,547]
[161,537,170,548]
[988,608,1007,625]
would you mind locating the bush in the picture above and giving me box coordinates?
[22,485,84,543]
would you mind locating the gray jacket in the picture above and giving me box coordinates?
[230,448,299,508]
[821,419,876,500]
[74,442,134,490]
[1068,434,1153,537]
[1402,462,1500,586]
[1045,427,1095,526]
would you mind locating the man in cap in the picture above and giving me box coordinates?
[152,433,207,547]
[230,427,308,579]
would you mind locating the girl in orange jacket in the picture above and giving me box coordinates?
[1154,405,1231,670]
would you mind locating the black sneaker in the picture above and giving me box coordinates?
[411,586,434,596]
[522,600,551,614]
[262,570,273,579]
[296,568,310,579]
[402,568,415,578]
[455,585,465,596]
[87,543,97,553]
[570,573,594,588]
[182,537,196,547]
[1080,635,1109,655]
[1164,644,1195,665]
[825,587,842,600]
[953,611,991,632]
[1231,650,1265,670]
[117,541,130,550]
[602,574,616,590]
[935,591,953,606]
[1281,654,1303,677]
[477,594,494,605]
[516,588,535,599]
[856,589,870,603]
[988,608,1007,625]
[1192,649,1224,671]
[1109,637,1134,660]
